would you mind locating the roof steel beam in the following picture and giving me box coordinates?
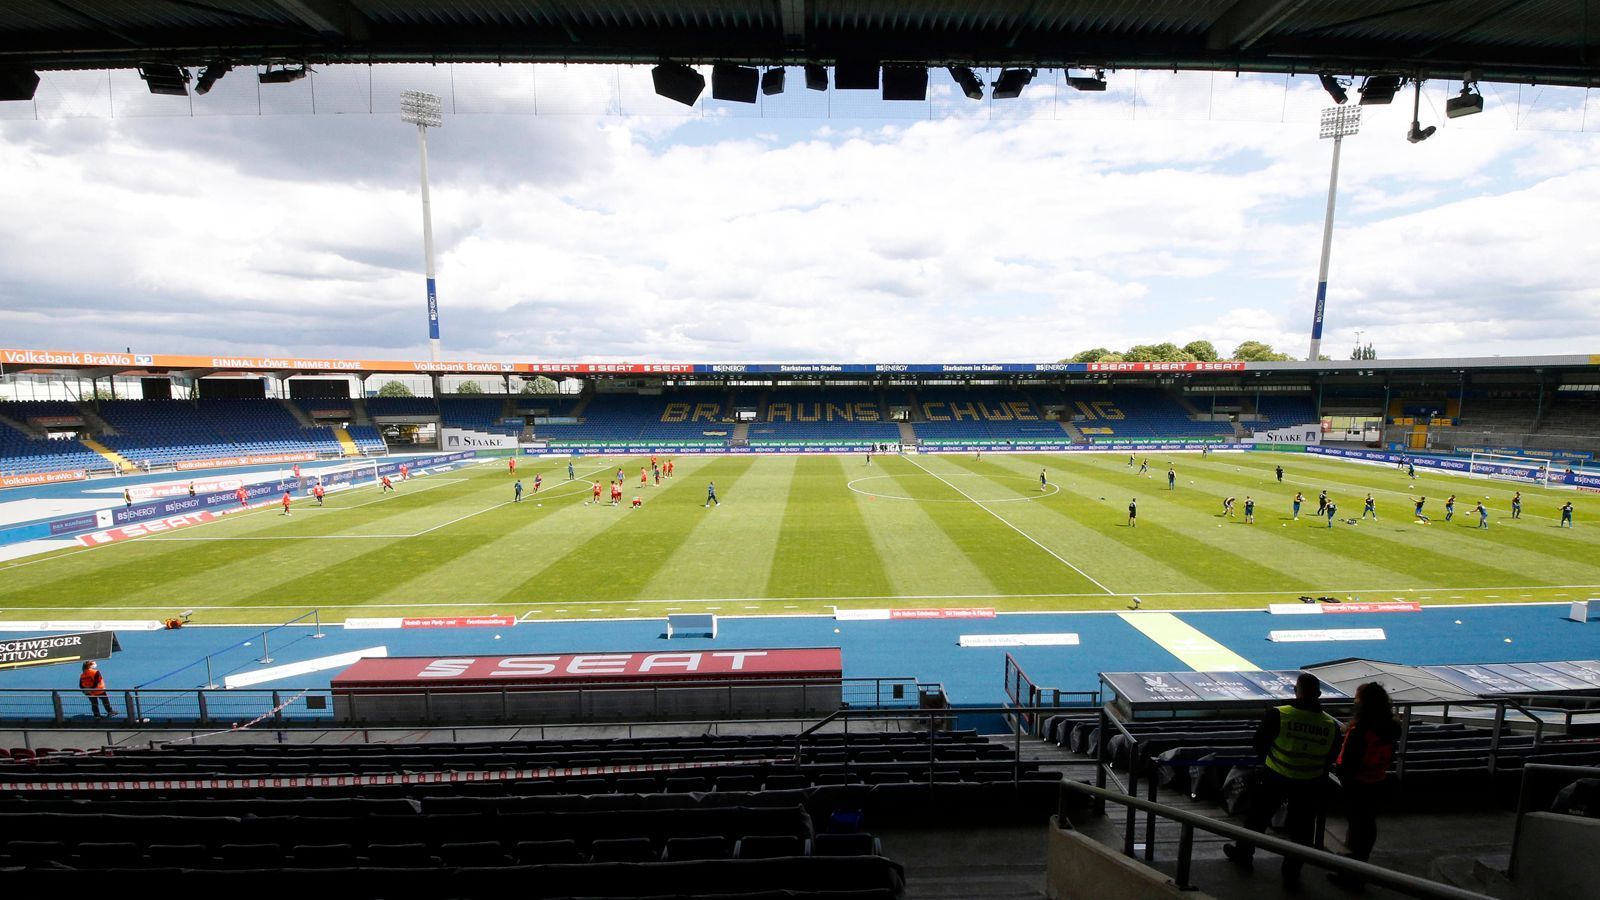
[1205,0,1310,51]
[269,0,367,40]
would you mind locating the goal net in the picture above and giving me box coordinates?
[1467,452,1552,487]
[297,458,382,496]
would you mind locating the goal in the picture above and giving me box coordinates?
[297,458,382,496]
[1467,452,1552,487]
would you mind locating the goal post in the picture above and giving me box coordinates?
[1467,452,1552,487]
[299,458,382,496]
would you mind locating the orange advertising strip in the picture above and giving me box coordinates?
[0,469,88,490]
[174,452,316,471]
[1,348,533,375]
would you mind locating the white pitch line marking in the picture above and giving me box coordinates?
[904,454,1114,595]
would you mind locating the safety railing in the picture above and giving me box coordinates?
[795,705,1038,786]
[1001,653,1100,736]
[1057,779,1491,899]
[0,675,930,728]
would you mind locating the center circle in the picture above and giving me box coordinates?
[846,473,1061,503]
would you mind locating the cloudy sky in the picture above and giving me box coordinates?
[0,66,1596,364]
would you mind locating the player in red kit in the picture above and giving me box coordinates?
[381,475,394,493]
[508,457,517,475]
[235,487,248,508]
[280,492,293,516]
[312,483,325,506]
[533,474,542,493]
[400,464,409,480]
[610,483,622,506]
[640,467,648,486]
[591,481,603,504]
[631,495,642,509]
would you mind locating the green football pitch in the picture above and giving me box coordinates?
[2,452,1596,624]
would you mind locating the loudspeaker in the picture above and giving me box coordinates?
[712,64,759,103]
[881,66,927,101]
[0,68,40,102]
[834,60,879,90]
[652,63,705,106]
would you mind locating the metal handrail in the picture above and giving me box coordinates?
[1507,762,1600,877]
[1058,779,1491,899]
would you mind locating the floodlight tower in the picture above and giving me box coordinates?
[400,90,444,362]
[1307,105,1360,363]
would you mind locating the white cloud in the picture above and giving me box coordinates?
[1,82,1598,365]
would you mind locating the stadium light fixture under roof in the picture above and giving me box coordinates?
[991,68,1035,99]
[1319,74,1348,105]
[1407,80,1437,143]
[804,64,828,91]
[258,65,308,85]
[651,62,705,106]
[1064,69,1107,92]
[947,66,983,100]
[399,89,443,127]
[1357,75,1402,105]
[194,61,230,95]
[1447,81,1484,118]
[138,65,189,96]
[881,65,928,101]
[761,67,785,96]
[0,67,39,101]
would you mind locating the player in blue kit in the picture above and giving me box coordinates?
[1362,494,1377,520]
[704,481,719,507]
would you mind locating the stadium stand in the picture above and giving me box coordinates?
[1033,389,1235,440]
[1251,394,1318,426]
[0,728,1072,896]
[911,390,1065,445]
[0,432,104,476]
[750,391,899,447]
[439,397,517,435]
[536,392,733,447]
[90,400,341,467]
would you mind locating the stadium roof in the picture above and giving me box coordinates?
[2,346,1597,380]
[2,1,1597,88]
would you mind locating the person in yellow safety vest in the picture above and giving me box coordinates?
[1223,672,1341,889]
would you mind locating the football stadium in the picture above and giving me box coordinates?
[3,4,1600,900]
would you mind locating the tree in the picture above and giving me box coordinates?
[377,381,413,398]
[1350,343,1377,360]
[520,376,559,394]
[1123,342,1195,363]
[1231,341,1292,362]
[1183,340,1219,362]
[1066,348,1115,363]
[455,380,485,395]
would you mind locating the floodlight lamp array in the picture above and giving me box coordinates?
[1318,105,1361,139]
[400,90,443,127]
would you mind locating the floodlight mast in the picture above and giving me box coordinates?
[400,90,444,362]
[1308,105,1360,363]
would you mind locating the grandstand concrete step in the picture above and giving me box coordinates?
[1058,420,1083,441]
[350,397,373,426]
[1174,392,1207,417]
[898,421,917,444]
[80,437,133,473]
[332,426,361,457]
[0,412,36,437]
[280,398,318,428]
[569,391,592,420]
[74,402,115,435]
[732,422,750,442]
[883,826,1047,900]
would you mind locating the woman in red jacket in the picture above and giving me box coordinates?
[1331,681,1400,888]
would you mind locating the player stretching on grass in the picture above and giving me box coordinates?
[1411,496,1431,524]
[1222,496,1236,517]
